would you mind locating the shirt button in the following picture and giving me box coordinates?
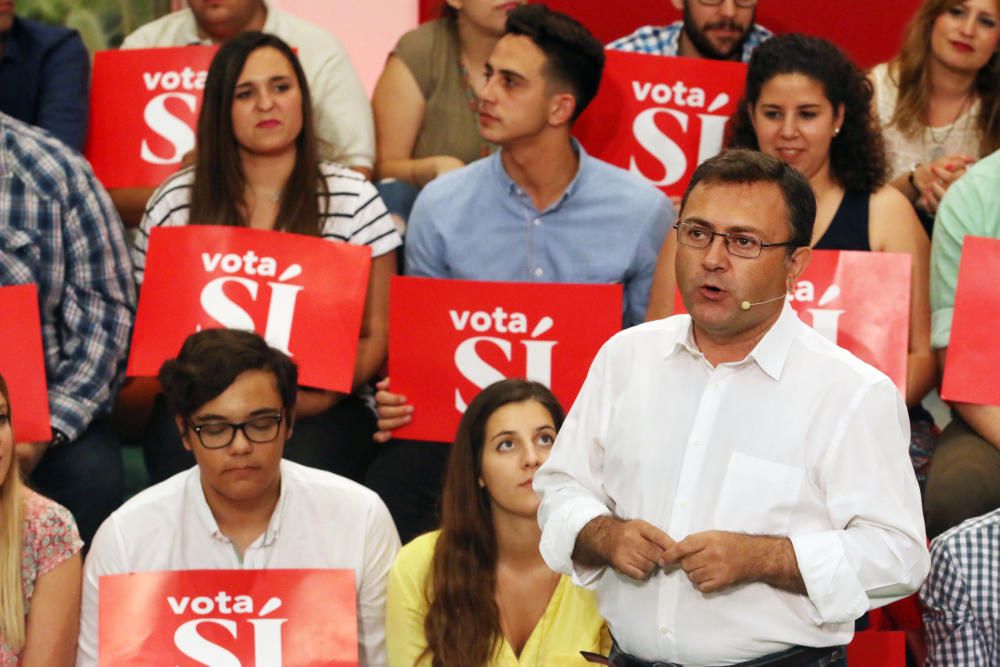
[534,267,544,277]
[533,218,542,227]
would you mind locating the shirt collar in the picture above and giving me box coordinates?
[190,459,287,548]
[492,138,589,212]
[662,299,799,380]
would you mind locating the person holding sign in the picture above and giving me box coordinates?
[536,150,928,667]
[371,0,525,220]
[386,379,608,666]
[649,34,938,486]
[131,32,401,485]
[925,147,1000,538]
[0,373,83,667]
[0,112,136,546]
[870,0,1000,222]
[77,329,400,667]
[367,4,673,543]
[608,0,772,63]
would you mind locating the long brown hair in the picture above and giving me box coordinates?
[0,373,25,651]
[188,32,326,235]
[423,379,565,667]
[889,0,1000,155]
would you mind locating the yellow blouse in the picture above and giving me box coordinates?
[387,531,610,667]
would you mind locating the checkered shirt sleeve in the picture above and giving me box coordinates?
[921,510,1000,666]
[0,115,136,440]
[607,23,683,56]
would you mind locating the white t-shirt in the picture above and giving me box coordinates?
[131,161,400,285]
[77,460,401,667]
[122,0,375,168]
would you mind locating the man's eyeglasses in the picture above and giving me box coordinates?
[674,221,797,259]
[187,413,284,449]
[696,0,758,7]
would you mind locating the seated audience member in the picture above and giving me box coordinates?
[926,147,1000,538]
[132,32,399,485]
[921,508,1000,665]
[0,112,135,545]
[372,0,525,220]
[870,0,1000,227]
[0,373,82,667]
[648,34,938,488]
[386,379,608,666]
[0,1,89,151]
[76,329,400,667]
[365,4,674,543]
[608,0,771,62]
[113,0,374,225]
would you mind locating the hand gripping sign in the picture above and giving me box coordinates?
[98,569,357,667]
[573,51,747,198]
[128,226,371,392]
[0,285,51,442]
[941,236,1000,406]
[389,277,623,442]
[676,250,911,393]
[85,46,217,189]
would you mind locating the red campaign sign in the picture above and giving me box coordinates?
[0,285,51,442]
[941,236,1000,406]
[99,569,357,666]
[128,226,371,392]
[389,277,622,442]
[85,46,217,189]
[676,250,911,393]
[574,51,747,198]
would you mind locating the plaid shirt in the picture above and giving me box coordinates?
[607,20,772,63]
[921,509,1000,666]
[0,114,135,440]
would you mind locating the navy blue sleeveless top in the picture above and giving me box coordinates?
[813,190,871,251]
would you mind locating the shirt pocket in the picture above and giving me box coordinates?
[712,452,804,535]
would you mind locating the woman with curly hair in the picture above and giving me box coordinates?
[646,34,938,487]
[385,379,608,666]
[871,0,1000,219]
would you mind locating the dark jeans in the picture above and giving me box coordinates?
[924,414,1000,538]
[30,417,123,546]
[142,394,378,484]
[364,438,450,544]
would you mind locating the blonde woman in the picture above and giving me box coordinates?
[0,373,82,666]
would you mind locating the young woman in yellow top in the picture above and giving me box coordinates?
[386,379,609,666]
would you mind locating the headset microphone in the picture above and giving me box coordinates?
[739,293,787,311]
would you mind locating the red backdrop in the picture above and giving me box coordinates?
[418,0,923,69]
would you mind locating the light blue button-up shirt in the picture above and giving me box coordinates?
[405,142,674,327]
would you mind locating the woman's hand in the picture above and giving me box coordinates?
[912,154,974,214]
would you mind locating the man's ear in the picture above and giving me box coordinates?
[549,92,577,127]
[786,246,812,289]
[176,416,193,452]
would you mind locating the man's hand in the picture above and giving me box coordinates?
[15,441,48,476]
[373,377,413,443]
[574,515,675,581]
[660,530,805,594]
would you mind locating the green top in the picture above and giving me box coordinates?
[393,19,495,167]
[930,148,1000,349]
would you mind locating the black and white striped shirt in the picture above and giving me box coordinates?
[131,162,401,285]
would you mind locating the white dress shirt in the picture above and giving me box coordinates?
[535,302,929,666]
[121,0,375,168]
[77,460,400,667]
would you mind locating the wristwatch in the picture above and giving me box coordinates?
[50,427,69,448]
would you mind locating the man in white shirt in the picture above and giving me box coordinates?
[77,329,399,667]
[535,149,929,667]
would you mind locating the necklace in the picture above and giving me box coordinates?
[926,93,974,160]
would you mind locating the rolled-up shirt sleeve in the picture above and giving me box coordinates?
[535,344,616,586]
[790,378,930,624]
